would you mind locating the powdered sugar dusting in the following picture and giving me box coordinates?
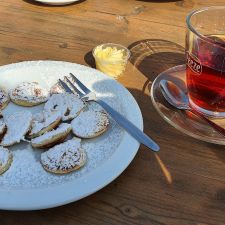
[9,82,49,104]
[0,89,9,116]
[0,146,11,167]
[0,146,50,188]
[50,83,64,95]
[0,61,143,191]
[1,111,32,146]
[41,138,85,172]
[31,123,71,145]
[0,119,6,134]
[0,89,9,109]
[30,110,61,136]
[44,93,86,121]
[0,115,123,189]
[71,108,109,138]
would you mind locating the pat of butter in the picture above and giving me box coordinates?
[94,46,125,62]
[93,45,129,79]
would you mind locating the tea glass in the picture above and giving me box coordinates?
[186,6,225,117]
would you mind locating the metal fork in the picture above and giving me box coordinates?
[58,73,160,152]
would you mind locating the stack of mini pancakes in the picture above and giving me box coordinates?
[0,81,109,175]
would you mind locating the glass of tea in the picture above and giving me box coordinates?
[186,6,225,117]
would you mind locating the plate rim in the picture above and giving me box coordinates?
[0,60,143,210]
[33,0,80,5]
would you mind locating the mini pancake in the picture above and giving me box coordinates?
[44,93,86,121]
[41,138,86,174]
[50,83,64,95]
[71,108,109,138]
[0,146,13,175]
[0,88,10,116]
[1,111,32,146]
[28,110,61,139]
[0,119,6,141]
[31,123,72,149]
[9,82,49,107]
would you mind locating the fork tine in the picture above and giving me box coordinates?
[64,76,84,97]
[58,79,73,94]
[70,73,90,94]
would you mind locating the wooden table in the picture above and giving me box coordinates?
[1,0,225,224]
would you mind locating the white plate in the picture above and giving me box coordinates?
[0,60,143,210]
[33,0,80,5]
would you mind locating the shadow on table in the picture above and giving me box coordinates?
[23,0,86,6]
[91,78,174,185]
[128,39,185,93]
[84,51,96,68]
[207,143,225,166]
[84,42,189,185]
[129,39,225,168]
[128,39,185,80]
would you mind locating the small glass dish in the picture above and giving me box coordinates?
[92,43,131,79]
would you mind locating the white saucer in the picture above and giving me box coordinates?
[33,0,80,5]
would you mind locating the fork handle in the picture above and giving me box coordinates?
[96,100,160,152]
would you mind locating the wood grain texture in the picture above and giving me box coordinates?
[0,0,225,224]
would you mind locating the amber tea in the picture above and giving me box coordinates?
[186,7,225,117]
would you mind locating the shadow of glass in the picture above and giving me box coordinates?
[22,0,86,7]
[128,39,185,83]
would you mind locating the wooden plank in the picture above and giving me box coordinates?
[0,0,225,224]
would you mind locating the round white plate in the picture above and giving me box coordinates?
[0,60,143,210]
[33,0,80,5]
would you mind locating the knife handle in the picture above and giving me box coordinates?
[96,99,160,152]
